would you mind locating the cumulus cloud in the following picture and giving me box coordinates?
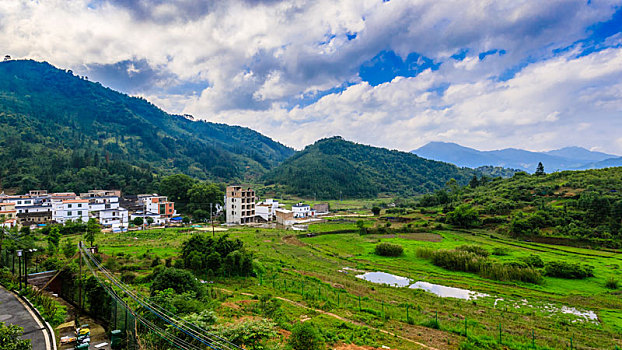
[1,0,622,153]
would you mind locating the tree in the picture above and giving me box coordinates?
[159,174,196,205]
[62,238,76,258]
[446,204,480,228]
[150,267,203,296]
[182,216,191,225]
[371,206,381,216]
[133,217,144,226]
[47,226,61,253]
[187,182,224,213]
[0,322,31,350]
[289,322,324,350]
[146,217,154,226]
[469,175,479,188]
[535,162,545,176]
[85,218,100,247]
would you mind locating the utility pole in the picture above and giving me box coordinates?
[210,203,215,238]
[78,242,82,312]
[17,250,22,290]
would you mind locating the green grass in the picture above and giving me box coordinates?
[51,218,622,349]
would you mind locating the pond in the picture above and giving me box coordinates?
[409,281,489,300]
[354,271,487,299]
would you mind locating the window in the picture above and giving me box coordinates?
[78,204,82,208]
[68,204,72,209]
[68,211,72,216]
[77,211,82,216]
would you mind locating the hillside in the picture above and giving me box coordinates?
[413,141,618,172]
[264,137,476,198]
[0,60,294,193]
[420,167,622,247]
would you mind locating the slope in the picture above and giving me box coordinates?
[264,137,476,198]
[0,60,294,193]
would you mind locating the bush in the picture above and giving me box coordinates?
[422,248,542,284]
[491,247,510,256]
[519,254,544,268]
[150,267,204,296]
[415,247,435,259]
[120,271,137,284]
[455,245,489,257]
[374,242,404,257]
[543,261,594,279]
[605,277,619,289]
[446,204,480,228]
[289,322,324,350]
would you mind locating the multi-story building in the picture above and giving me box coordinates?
[83,192,128,231]
[52,199,89,224]
[92,208,129,231]
[225,186,256,224]
[141,195,176,219]
[0,202,18,228]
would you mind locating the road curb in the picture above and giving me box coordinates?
[14,291,58,350]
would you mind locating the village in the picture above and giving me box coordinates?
[0,185,329,232]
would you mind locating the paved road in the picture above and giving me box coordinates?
[0,286,48,350]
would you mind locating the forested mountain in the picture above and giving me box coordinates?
[413,142,618,172]
[0,60,294,194]
[263,137,477,198]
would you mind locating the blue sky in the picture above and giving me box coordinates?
[2,0,622,154]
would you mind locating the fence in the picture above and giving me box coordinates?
[244,272,622,350]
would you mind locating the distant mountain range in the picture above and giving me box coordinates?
[412,142,622,172]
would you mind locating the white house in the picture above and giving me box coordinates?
[255,199,281,221]
[93,208,129,232]
[130,211,166,226]
[292,203,314,218]
[52,199,89,224]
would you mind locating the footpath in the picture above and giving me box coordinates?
[0,286,50,350]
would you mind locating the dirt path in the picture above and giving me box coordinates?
[225,289,447,350]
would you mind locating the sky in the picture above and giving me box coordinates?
[2,0,622,154]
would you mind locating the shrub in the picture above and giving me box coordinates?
[455,245,489,257]
[446,204,480,228]
[415,247,435,259]
[544,261,594,279]
[519,254,544,268]
[150,267,204,296]
[421,248,542,284]
[491,247,510,256]
[120,271,137,284]
[289,322,324,350]
[374,242,404,257]
[605,277,619,289]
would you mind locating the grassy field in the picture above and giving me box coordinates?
[57,213,622,350]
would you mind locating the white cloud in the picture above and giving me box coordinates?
[1,0,622,153]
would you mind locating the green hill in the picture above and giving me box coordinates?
[0,60,294,193]
[263,136,477,198]
[422,167,622,246]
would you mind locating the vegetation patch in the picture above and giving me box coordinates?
[374,242,404,257]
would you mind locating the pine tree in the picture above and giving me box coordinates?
[535,162,545,176]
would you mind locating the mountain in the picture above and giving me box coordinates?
[575,157,622,170]
[263,137,477,198]
[412,142,618,172]
[544,146,616,162]
[0,60,294,193]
